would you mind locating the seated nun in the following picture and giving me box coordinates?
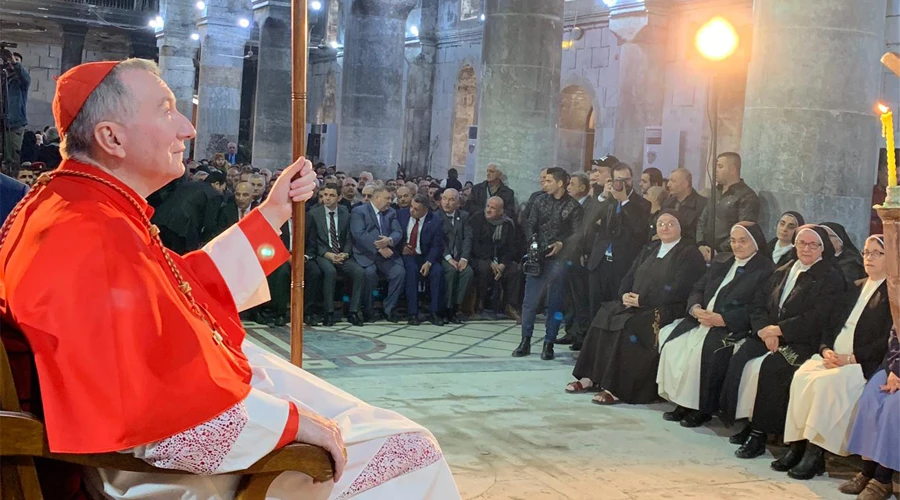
[842,326,900,500]
[565,210,706,405]
[657,222,775,428]
[775,235,892,480]
[821,222,866,285]
[768,211,805,267]
[719,224,846,459]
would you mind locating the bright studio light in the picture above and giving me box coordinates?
[695,17,739,62]
[329,40,339,49]
[310,0,322,10]
[149,16,163,29]
[409,25,419,37]
[603,0,617,7]
[480,13,485,21]
[195,1,205,9]
[878,102,891,114]
[190,33,200,41]
[238,18,250,28]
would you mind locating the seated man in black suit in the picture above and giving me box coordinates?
[350,186,405,322]
[398,194,445,326]
[469,196,520,320]
[257,219,322,327]
[216,180,255,237]
[151,170,226,253]
[307,183,365,326]
[438,188,474,323]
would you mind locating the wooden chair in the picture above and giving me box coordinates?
[0,327,334,500]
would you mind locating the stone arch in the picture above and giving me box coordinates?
[557,84,595,172]
[449,64,477,173]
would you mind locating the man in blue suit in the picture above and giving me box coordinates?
[397,194,445,326]
[350,185,405,322]
[1,173,28,224]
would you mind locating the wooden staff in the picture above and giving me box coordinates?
[290,0,308,367]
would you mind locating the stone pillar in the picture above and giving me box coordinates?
[474,0,565,199]
[156,0,197,146]
[61,25,87,74]
[401,0,438,178]
[337,0,417,178]
[195,10,250,161]
[251,9,292,171]
[608,1,668,169]
[741,0,887,245]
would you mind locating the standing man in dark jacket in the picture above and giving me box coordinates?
[470,196,520,321]
[397,194,446,326]
[513,167,584,361]
[439,188,473,323]
[1,48,31,171]
[151,171,226,253]
[465,163,516,219]
[557,172,594,350]
[663,167,707,242]
[697,152,760,260]
[584,162,650,319]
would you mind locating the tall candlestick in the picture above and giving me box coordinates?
[879,104,897,187]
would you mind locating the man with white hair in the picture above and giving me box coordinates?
[0,59,458,499]
[465,163,516,218]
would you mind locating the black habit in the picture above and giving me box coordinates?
[574,238,706,404]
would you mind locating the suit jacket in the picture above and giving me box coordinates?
[215,199,258,238]
[819,279,893,379]
[350,203,402,267]
[469,211,517,266]
[0,173,27,224]
[440,210,473,261]
[307,204,352,257]
[661,189,707,243]
[396,208,444,265]
[150,181,223,248]
[665,252,775,345]
[465,180,516,218]
[586,191,650,272]
[750,259,847,360]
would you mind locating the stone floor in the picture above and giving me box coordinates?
[245,318,888,500]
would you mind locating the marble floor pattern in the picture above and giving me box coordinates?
[245,319,887,500]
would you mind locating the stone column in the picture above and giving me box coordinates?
[608,0,668,169]
[61,25,87,74]
[156,0,197,142]
[337,0,417,178]
[474,0,565,199]
[194,11,250,161]
[251,8,292,171]
[401,0,437,178]
[740,0,887,244]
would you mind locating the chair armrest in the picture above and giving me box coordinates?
[0,411,45,456]
[45,443,334,482]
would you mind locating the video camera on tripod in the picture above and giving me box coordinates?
[0,41,19,167]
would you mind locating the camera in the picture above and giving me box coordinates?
[523,235,543,277]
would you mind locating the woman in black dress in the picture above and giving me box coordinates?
[820,222,865,285]
[657,222,775,428]
[768,211,805,267]
[566,210,706,404]
[720,224,847,459]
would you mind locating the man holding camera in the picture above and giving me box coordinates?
[1,48,31,171]
[512,167,584,361]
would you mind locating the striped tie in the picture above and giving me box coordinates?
[329,212,340,254]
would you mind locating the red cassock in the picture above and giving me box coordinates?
[0,159,290,453]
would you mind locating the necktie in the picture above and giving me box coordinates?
[408,218,420,254]
[379,212,387,236]
[329,212,340,254]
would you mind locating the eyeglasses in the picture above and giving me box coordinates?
[657,221,679,229]
[795,241,822,250]
[862,250,885,259]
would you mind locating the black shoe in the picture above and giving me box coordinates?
[662,405,691,422]
[348,312,364,327]
[771,441,807,472]
[680,411,712,428]
[512,338,531,357]
[569,341,582,351]
[305,314,320,327]
[430,313,445,327]
[273,315,287,327]
[322,313,336,327]
[408,315,421,326]
[446,310,463,325]
[787,444,825,480]
[555,334,575,345]
[386,312,402,323]
[735,431,767,459]
[541,342,555,360]
[729,425,752,445]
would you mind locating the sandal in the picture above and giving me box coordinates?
[591,390,620,405]
[565,379,596,394]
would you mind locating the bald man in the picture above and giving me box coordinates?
[663,168,707,243]
[469,196,520,321]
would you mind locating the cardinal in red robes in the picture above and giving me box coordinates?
[0,59,459,499]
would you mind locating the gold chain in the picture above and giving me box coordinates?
[0,171,225,346]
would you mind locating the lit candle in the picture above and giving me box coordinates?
[878,103,897,187]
